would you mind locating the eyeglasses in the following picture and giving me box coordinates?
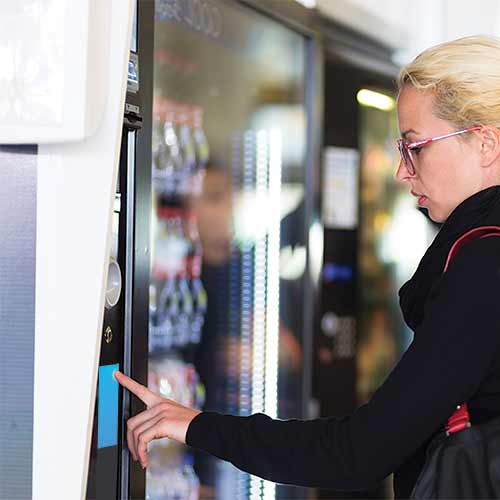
[396,126,482,176]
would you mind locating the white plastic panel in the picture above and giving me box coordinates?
[0,0,110,144]
[32,0,134,498]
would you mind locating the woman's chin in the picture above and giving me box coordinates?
[426,206,447,224]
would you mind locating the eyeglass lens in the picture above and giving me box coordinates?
[398,140,415,176]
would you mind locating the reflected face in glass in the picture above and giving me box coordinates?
[396,85,483,223]
[191,168,234,265]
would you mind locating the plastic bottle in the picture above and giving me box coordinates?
[183,454,200,500]
[178,105,197,193]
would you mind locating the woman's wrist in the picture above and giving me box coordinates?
[181,408,202,443]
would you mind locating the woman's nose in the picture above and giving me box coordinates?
[395,159,411,183]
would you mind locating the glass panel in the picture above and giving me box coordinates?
[148,1,308,499]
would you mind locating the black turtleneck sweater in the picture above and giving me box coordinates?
[186,186,500,498]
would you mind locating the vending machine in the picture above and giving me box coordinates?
[0,1,320,499]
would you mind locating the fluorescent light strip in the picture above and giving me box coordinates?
[227,270,240,414]
[264,128,281,420]
[356,88,395,111]
[250,130,269,500]
[263,480,276,500]
[240,133,254,416]
[234,136,251,496]
[261,129,282,500]
[252,130,268,416]
[240,250,253,414]
[250,476,263,500]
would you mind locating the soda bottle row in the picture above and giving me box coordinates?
[149,207,207,351]
[149,272,207,351]
[148,96,209,498]
[152,97,209,197]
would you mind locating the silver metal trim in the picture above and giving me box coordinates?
[301,35,324,420]
[121,129,136,500]
[131,1,138,53]
[0,145,37,500]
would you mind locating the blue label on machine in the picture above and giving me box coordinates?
[97,363,119,449]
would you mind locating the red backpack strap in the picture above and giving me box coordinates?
[444,225,500,435]
[444,225,500,273]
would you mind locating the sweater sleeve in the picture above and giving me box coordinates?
[186,237,500,491]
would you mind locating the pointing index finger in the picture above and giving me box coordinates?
[114,371,160,407]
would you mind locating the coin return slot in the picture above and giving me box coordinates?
[105,259,122,309]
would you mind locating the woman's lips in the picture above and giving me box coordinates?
[411,191,427,206]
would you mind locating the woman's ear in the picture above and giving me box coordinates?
[479,126,500,167]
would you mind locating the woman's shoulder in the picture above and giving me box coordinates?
[424,234,500,304]
[447,232,500,273]
[434,234,500,303]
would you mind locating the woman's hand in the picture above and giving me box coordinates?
[114,371,201,469]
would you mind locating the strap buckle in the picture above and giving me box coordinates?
[446,403,471,436]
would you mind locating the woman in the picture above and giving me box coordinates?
[115,35,500,498]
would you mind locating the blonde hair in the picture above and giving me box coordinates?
[398,35,500,130]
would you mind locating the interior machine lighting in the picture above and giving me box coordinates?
[261,128,282,500]
[240,249,253,415]
[240,132,256,416]
[250,476,264,500]
[265,128,281,420]
[252,130,268,416]
[356,89,395,111]
[250,130,269,500]
[250,129,281,500]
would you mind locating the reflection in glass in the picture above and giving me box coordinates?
[149,1,308,499]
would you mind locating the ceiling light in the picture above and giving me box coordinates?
[356,89,395,111]
[294,0,316,8]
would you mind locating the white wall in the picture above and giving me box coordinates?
[316,0,407,49]
[315,0,500,63]
[398,0,500,63]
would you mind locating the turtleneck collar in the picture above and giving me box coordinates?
[399,185,500,331]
